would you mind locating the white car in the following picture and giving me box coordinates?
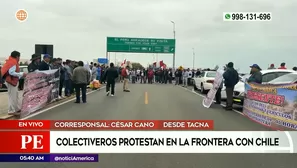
[268,72,297,84]
[231,69,295,105]
[193,71,217,93]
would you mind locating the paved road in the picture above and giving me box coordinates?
[2,84,296,168]
[0,92,9,115]
[190,86,244,112]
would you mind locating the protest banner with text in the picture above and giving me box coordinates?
[243,83,297,130]
[21,69,60,117]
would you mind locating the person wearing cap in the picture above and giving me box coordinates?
[268,64,275,70]
[247,64,262,84]
[278,63,287,69]
[223,62,239,110]
[39,54,51,71]
[28,54,41,72]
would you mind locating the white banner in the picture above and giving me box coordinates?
[202,67,224,108]
[49,131,296,153]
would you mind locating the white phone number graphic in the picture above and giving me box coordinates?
[223,12,272,21]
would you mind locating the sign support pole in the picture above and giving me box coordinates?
[171,21,176,70]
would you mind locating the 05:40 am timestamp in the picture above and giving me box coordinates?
[223,12,271,21]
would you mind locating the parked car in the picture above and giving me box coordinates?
[230,69,295,105]
[0,65,28,92]
[193,70,217,93]
[268,72,297,84]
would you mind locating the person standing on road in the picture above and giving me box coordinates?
[51,58,66,98]
[163,68,168,84]
[187,68,192,86]
[64,60,73,97]
[182,69,189,87]
[195,68,201,78]
[174,69,179,85]
[103,63,119,96]
[91,63,97,81]
[0,51,27,115]
[147,68,154,84]
[168,68,173,84]
[130,69,135,83]
[96,64,102,81]
[38,54,51,71]
[223,62,239,111]
[72,61,90,103]
[121,65,130,92]
[28,54,41,72]
[247,64,262,84]
[57,58,66,98]
[140,69,146,84]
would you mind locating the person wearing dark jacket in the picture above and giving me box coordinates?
[195,69,201,77]
[38,54,51,71]
[72,61,90,103]
[174,69,180,85]
[103,62,119,96]
[223,62,239,110]
[247,64,262,84]
[163,69,168,84]
[28,54,41,72]
[51,58,66,98]
[168,68,173,84]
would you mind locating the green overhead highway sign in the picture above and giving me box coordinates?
[106,37,175,54]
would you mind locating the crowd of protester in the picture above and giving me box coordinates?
[1,50,297,116]
[0,51,112,115]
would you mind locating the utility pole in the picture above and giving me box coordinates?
[192,48,195,69]
[171,21,176,70]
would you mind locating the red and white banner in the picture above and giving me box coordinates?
[0,120,295,153]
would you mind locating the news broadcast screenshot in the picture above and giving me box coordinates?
[1,0,297,168]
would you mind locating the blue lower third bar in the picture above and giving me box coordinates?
[0,154,99,162]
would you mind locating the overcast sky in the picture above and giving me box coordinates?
[0,0,296,72]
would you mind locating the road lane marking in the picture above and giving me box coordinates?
[177,85,244,116]
[144,92,148,104]
[21,86,106,120]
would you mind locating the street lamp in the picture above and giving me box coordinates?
[170,20,176,70]
[192,48,195,69]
